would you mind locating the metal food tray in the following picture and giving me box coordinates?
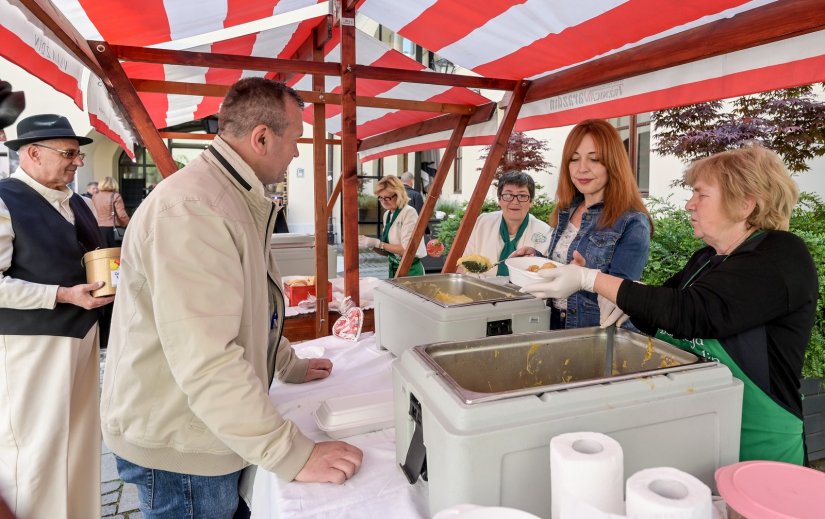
[413,327,712,404]
[385,273,531,308]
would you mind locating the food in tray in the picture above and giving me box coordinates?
[433,290,474,305]
[286,276,316,286]
[457,254,493,274]
[526,262,557,273]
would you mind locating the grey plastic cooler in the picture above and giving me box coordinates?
[393,327,743,517]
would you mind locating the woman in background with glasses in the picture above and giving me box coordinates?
[358,175,426,277]
[515,119,652,330]
[461,171,552,278]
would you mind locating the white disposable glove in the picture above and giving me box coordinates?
[519,263,599,299]
[598,295,630,328]
[358,235,381,249]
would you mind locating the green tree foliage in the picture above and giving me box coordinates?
[477,131,553,181]
[653,85,825,174]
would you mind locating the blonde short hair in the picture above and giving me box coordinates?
[684,145,798,231]
[374,175,409,206]
[99,176,119,192]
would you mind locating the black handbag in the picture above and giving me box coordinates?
[111,195,126,243]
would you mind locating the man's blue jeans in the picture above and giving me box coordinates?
[116,455,243,518]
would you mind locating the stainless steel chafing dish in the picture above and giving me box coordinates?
[387,273,531,307]
[415,327,708,404]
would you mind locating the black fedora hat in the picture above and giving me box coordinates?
[4,114,93,151]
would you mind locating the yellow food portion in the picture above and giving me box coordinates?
[457,254,493,273]
[526,262,556,272]
[286,276,316,287]
[433,290,474,304]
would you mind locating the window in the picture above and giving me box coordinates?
[609,114,651,197]
[118,148,161,214]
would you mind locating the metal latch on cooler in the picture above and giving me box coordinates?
[486,318,513,336]
[399,393,428,484]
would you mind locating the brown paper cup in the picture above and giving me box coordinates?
[82,248,121,297]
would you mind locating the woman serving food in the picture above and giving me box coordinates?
[522,146,818,464]
[514,119,652,330]
[358,175,426,278]
[460,171,552,278]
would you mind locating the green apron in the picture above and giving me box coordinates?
[654,241,804,464]
[383,208,424,278]
[497,215,530,276]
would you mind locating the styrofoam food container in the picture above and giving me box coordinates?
[314,389,395,439]
[504,257,561,288]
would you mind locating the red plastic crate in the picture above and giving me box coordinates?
[284,281,333,307]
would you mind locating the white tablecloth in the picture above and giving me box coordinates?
[250,333,429,519]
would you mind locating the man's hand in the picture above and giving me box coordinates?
[56,282,114,309]
[520,263,598,299]
[304,358,332,382]
[294,441,364,484]
[358,235,380,249]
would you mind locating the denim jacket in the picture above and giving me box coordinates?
[547,195,651,328]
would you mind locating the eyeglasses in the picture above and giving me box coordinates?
[32,143,85,161]
[377,194,398,202]
[499,193,531,202]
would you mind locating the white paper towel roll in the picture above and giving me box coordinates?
[550,432,624,519]
[626,467,712,519]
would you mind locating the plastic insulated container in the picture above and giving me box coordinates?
[82,247,121,297]
[715,460,825,519]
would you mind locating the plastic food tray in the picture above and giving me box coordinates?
[314,389,395,439]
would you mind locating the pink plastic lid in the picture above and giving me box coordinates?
[715,461,825,519]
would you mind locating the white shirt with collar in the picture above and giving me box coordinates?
[0,168,81,310]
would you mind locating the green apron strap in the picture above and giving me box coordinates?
[497,215,529,276]
[384,208,424,277]
[655,329,804,464]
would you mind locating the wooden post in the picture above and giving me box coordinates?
[396,115,470,277]
[442,81,530,273]
[92,41,178,177]
[326,175,343,215]
[339,2,359,304]
[312,28,330,337]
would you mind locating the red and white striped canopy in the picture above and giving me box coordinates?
[3,0,825,161]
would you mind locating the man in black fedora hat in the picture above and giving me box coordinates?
[0,114,112,518]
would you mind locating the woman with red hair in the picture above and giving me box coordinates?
[519,119,652,329]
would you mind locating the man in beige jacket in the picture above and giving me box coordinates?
[101,78,362,518]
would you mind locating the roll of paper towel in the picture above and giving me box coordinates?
[626,467,712,519]
[550,432,624,519]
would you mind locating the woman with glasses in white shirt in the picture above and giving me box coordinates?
[461,171,552,278]
[358,175,426,277]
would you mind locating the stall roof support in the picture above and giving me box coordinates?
[396,114,470,277]
[312,27,330,337]
[442,81,529,273]
[339,2,359,305]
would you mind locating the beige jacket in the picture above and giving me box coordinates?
[100,137,314,480]
[92,190,130,227]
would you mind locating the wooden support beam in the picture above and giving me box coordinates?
[355,65,517,91]
[92,41,178,177]
[442,81,530,273]
[112,44,516,91]
[358,102,496,152]
[158,131,340,145]
[396,114,470,277]
[113,45,341,77]
[326,176,343,215]
[312,27,330,338]
[525,0,825,103]
[339,2,359,304]
[130,79,476,114]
